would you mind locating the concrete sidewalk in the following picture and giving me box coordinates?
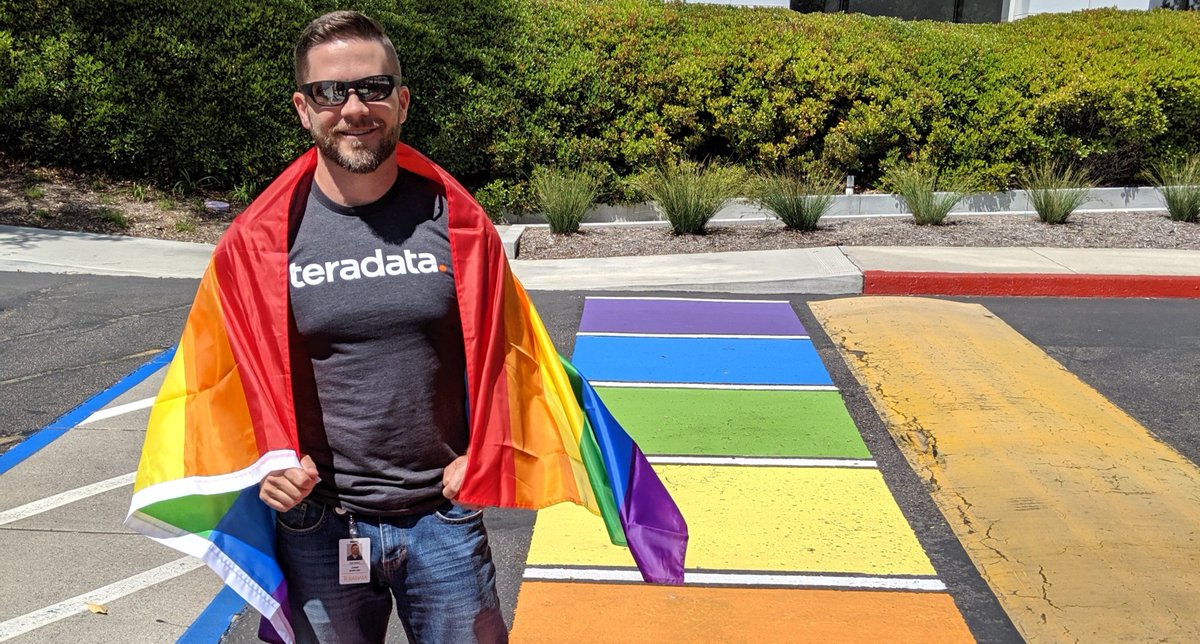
[3,223,1200,296]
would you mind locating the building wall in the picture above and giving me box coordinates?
[685,1,794,7]
[1008,0,1154,20]
[688,0,1161,21]
[819,0,1004,22]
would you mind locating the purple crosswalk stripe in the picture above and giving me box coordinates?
[580,298,806,335]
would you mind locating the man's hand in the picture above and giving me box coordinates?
[259,454,319,512]
[441,454,469,501]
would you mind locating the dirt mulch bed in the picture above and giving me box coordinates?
[516,211,1200,260]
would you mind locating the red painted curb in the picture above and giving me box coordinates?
[863,271,1200,298]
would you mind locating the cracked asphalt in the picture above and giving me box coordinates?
[0,272,197,451]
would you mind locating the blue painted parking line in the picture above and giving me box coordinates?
[0,346,176,476]
[571,336,833,385]
[178,585,246,644]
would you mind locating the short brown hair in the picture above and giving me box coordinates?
[293,11,402,86]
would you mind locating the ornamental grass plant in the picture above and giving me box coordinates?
[639,161,746,235]
[884,163,969,226]
[1145,155,1200,223]
[754,173,840,231]
[1020,161,1093,224]
[531,167,600,234]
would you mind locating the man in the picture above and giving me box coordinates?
[126,9,686,644]
[257,10,505,643]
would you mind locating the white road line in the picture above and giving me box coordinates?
[523,567,946,591]
[0,556,204,641]
[584,296,790,304]
[578,332,810,340]
[77,397,156,426]
[591,381,838,391]
[647,456,876,468]
[0,473,136,526]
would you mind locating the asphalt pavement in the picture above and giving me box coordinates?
[2,223,1199,643]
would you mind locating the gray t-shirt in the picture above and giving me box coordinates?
[287,170,467,516]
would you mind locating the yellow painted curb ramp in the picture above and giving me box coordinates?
[812,296,1200,642]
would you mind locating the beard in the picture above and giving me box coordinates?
[312,117,402,174]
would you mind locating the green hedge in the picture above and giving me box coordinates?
[0,0,309,190]
[1,1,1198,216]
[0,0,526,191]
[499,2,1200,207]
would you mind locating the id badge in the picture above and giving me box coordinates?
[339,538,371,585]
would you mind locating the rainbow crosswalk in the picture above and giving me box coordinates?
[510,296,974,643]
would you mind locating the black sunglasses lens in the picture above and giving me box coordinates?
[354,76,394,101]
[312,81,346,106]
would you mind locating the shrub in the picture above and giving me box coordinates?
[639,160,745,235]
[754,172,839,231]
[229,181,258,206]
[1145,154,1200,223]
[172,171,216,198]
[23,169,51,183]
[0,0,527,190]
[531,167,600,234]
[130,183,150,202]
[174,217,197,233]
[472,179,529,224]
[98,206,128,230]
[1020,161,1092,224]
[494,3,1200,207]
[884,163,968,226]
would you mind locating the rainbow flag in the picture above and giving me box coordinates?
[125,145,688,643]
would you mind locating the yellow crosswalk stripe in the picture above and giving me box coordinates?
[528,464,936,576]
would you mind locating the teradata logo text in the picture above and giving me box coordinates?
[290,249,447,287]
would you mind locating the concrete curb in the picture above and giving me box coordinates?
[496,224,524,259]
[864,271,1200,298]
[503,187,1169,227]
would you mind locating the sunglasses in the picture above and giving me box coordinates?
[298,74,401,107]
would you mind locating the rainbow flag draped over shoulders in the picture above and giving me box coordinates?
[126,144,688,643]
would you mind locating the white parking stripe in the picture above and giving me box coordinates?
[77,397,156,426]
[0,473,136,526]
[646,456,876,468]
[0,557,204,641]
[523,567,946,591]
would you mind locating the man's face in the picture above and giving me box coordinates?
[292,38,409,174]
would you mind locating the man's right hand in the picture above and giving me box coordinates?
[259,454,320,512]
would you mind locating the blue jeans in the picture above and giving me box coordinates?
[275,499,507,644]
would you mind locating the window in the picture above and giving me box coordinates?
[792,0,1005,22]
